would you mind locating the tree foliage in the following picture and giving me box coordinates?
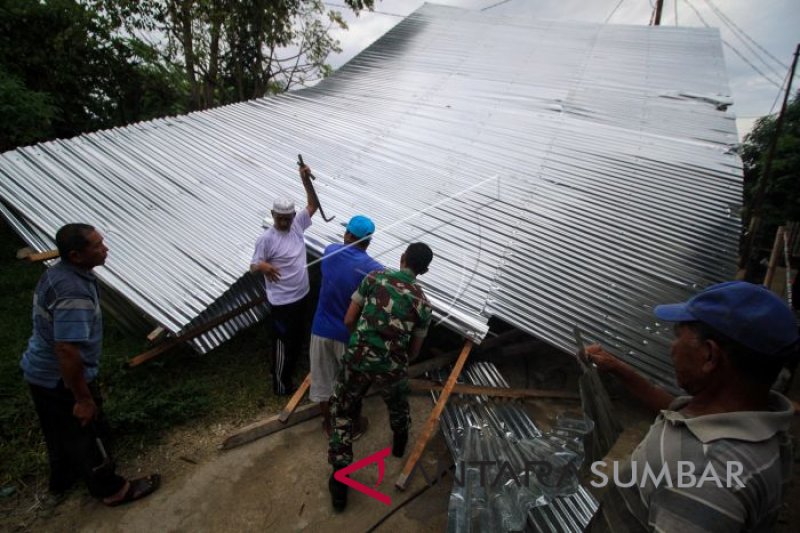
[740,90,800,248]
[1,0,373,151]
[0,0,188,151]
[102,0,374,110]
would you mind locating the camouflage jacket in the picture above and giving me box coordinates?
[345,268,432,374]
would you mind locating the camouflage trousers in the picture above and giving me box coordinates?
[328,364,410,469]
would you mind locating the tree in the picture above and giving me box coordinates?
[0,0,188,151]
[740,91,800,252]
[104,0,374,111]
[0,67,56,151]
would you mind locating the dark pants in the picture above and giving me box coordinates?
[29,381,126,499]
[269,295,308,395]
[328,364,410,469]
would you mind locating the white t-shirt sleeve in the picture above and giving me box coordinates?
[295,208,312,232]
[251,233,272,265]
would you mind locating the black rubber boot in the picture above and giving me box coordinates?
[329,473,348,512]
[392,430,408,458]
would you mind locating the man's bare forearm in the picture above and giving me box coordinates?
[344,301,362,333]
[408,335,425,362]
[54,342,92,402]
[609,361,674,412]
[299,168,319,216]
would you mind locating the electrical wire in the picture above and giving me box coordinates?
[723,41,783,89]
[703,0,788,70]
[769,68,793,116]
[604,0,626,24]
[702,0,785,80]
[682,0,782,89]
[482,0,515,11]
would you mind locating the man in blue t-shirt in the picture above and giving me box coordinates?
[20,224,159,507]
[310,215,382,434]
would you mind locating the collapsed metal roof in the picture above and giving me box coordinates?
[0,4,741,385]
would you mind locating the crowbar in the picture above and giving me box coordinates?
[297,154,335,222]
[91,422,114,475]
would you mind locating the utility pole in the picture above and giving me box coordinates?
[654,0,664,26]
[741,43,800,276]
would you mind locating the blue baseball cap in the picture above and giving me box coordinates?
[654,281,798,356]
[345,215,375,239]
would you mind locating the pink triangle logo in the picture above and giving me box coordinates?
[334,447,392,506]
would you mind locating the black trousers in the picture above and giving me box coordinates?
[269,295,308,395]
[28,380,126,499]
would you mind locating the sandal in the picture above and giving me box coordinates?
[105,474,161,507]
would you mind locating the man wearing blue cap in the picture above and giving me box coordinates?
[585,281,798,532]
[310,215,382,434]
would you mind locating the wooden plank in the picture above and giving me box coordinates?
[146,326,167,343]
[220,403,322,450]
[278,374,311,423]
[404,329,531,380]
[18,249,60,262]
[764,226,785,289]
[219,333,532,451]
[129,296,266,367]
[219,355,476,451]
[395,339,474,490]
[408,379,579,401]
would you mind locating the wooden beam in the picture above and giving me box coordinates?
[219,331,537,451]
[18,248,60,262]
[146,326,167,343]
[220,403,322,450]
[404,329,532,380]
[278,374,311,423]
[408,379,579,401]
[129,296,266,367]
[764,226,785,289]
[395,339,474,490]
[219,355,480,451]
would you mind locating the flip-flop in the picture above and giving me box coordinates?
[105,474,161,507]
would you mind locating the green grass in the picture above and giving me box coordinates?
[0,221,283,488]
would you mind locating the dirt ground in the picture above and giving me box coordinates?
[3,347,800,532]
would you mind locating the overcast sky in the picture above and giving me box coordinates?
[324,0,799,140]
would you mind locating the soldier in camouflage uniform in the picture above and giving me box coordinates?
[327,242,434,511]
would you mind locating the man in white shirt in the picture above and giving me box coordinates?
[251,164,318,395]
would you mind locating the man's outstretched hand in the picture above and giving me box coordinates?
[299,164,312,182]
[584,344,626,374]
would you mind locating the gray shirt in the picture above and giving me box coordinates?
[593,392,794,532]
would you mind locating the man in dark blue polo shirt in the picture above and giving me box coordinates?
[20,223,159,507]
[309,216,382,434]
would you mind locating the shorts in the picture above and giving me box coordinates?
[309,334,347,402]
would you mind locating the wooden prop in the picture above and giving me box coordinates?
[278,374,311,423]
[18,248,60,262]
[220,403,322,450]
[395,339,474,490]
[129,296,266,367]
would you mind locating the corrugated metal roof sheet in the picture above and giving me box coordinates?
[0,4,740,384]
[432,361,599,531]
